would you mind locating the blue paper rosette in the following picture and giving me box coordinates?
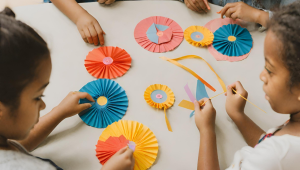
[79,79,128,128]
[213,24,253,57]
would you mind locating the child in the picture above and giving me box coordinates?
[0,7,134,170]
[194,1,300,170]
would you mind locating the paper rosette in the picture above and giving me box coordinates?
[99,120,158,170]
[85,46,131,79]
[79,79,128,128]
[134,16,183,53]
[144,84,175,131]
[96,135,129,165]
[184,26,214,47]
[204,18,253,62]
[213,24,252,56]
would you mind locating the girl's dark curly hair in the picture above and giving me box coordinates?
[267,1,300,89]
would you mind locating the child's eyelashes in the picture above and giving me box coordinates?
[264,66,272,74]
[35,95,45,101]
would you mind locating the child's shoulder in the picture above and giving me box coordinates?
[0,150,55,170]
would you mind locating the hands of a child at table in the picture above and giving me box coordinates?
[76,12,105,46]
[194,98,216,133]
[184,0,210,13]
[98,0,115,5]
[218,2,263,23]
[101,147,135,170]
[225,81,247,119]
[55,91,94,119]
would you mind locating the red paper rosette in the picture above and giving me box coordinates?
[134,16,184,53]
[85,46,132,79]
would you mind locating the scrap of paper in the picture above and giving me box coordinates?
[184,84,196,102]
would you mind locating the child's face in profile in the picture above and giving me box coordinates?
[0,57,52,140]
[260,30,300,114]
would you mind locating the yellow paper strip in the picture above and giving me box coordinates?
[164,107,173,132]
[178,99,195,110]
[201,91,226,106]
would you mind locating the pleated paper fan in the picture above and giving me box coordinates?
[213,24,253,56]
[184,25,214,47]
[85,46,131,79]
[96,135,129,165]
[134,16,183,53]
[144,84,175,132]
[99,120,159,170]
[204,18,253,62]
[79,79,128,128]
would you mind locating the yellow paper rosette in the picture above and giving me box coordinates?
[99,120,159,170]
[144,84,175,132]
[184,26,214,47]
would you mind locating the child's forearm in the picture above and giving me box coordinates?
[51,0,88,24]
[198,129,220,170]
[18,107,65,151]
[230,112,265,147]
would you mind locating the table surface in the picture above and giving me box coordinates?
[13,2,288,170]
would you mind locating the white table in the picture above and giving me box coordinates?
[13,2,288,170]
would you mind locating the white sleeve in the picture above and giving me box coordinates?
[241,137,288,170]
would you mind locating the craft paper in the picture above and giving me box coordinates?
[184,84,196,102]
[134,16,184,53]
[144,84,175,131]
[79,79,128,128]
[196,80,209,100]
[96,135,129,165]
[213,24,253,56]
[184,25,214,47]
[178,100,194,110]
[99,120,159,170]
[85,46,131,79]
[204,18,253,62]
[160,55,227,92]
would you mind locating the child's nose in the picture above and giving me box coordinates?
[260,70,267,84]
[40,100,46,111]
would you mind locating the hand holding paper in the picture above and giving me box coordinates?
[101,147,135,170]
[194,98,216,133]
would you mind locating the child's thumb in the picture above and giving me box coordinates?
[194,100,200,112]
[79,103,92,111]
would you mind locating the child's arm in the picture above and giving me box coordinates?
[226,81,265,147]
[18,92,94,151]
[218,2,269,27]
[51,0,105,46]
[194,99,220,170]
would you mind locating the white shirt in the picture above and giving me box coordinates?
[226,128,300,170]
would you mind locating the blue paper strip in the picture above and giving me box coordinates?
[196,80,209,101]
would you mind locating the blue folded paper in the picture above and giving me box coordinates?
[146,23,169,44]
[190,80,209,117]
[213,24,253,57]
[79,79,128,128]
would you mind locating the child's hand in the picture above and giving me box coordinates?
[184,0,210,13]
[98,0,115,5]
[194,98,216,133]
[55,91,95,119]
[218,2,264,23]
[76,12,105,46]
[225,81,247,118]
[101,147,135,170]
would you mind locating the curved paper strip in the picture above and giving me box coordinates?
[99,120,159,170]
[213,24,253,56]
[134,16,184,53]
[144,84,174,131]
[204,18,252,62]
[85,46,132,79]
[96,135,129,165]
[184,25,214,47]
[79,79,128,128]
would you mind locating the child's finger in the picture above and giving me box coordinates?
[220,3,235,18]
[105,0,115,5]
[83,27,93,44]
[88,26,99,46]
[203,0,210,10]
[194,100,200,112]
[227,85,234,96]
[77,92,95,102]
[124,147,134,157]
[116,146,128,155]
[93,24,105,45]
[196,0,207,12]
[79,30,88,43]
[224,7,236,18]
[79,103,92,111]
[231,12,239,20]
[186,0,199,12]
[234,81,247,97]
[98,0,107,4]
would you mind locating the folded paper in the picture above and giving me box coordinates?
[79,79,128,128]
[85,46,131,79]
[99,120,158,170]
[144,84,175,131]
[184,26,214,47]
[204,18,253,62]
[134,16,183,53]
